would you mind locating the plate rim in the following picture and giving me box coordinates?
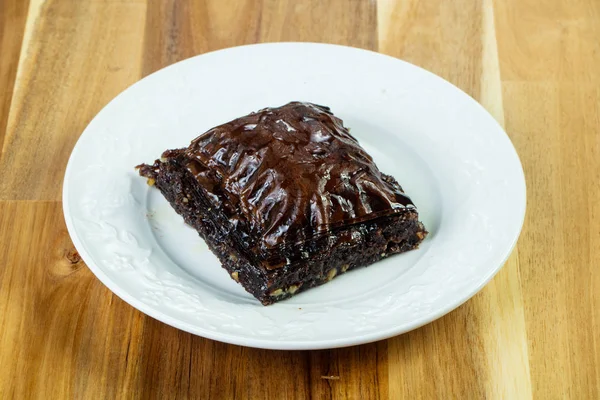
[62,42,527,350]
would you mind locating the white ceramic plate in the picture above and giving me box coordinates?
[63,43,525,350]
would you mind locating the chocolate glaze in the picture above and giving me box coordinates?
[162,102,415,268]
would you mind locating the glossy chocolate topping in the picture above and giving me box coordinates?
[179,102,414,260]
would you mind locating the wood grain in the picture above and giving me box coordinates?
[1,0,599,398]
[142,0,377,76]
[495,0,600,82]
[380,1,531,397]
[0,201,131,398]
[494,0,600,397]
[0,201,386,398]
[0,0,29,151]
[0,0,146,201]
[502,82,600,399]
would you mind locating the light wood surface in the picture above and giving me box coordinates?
[0,0,598,398]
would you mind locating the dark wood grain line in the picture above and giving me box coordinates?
[0,0,30,152]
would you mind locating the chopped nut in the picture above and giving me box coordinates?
[231,271,239,282]
[341,264,349,273]
[380,253,386,257]
[146,178,156,186]
[416,231,425,240]
[287,285,299,294]
[182,197,188,203]
[269,288,284,297]
[229,254,238,262]
[160,157,168,162]
[327,268,337,281]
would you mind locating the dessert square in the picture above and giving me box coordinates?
[138,102,427,305]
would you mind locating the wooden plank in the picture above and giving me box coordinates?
[378,0,483,99]
[495,0,600,396]
[126,325,387,399]
[0,201,142,398]
[0,0,146,201]
[0,0,29,150]
[502,82,600,399]
[379,0,532,398]
[142,0,377,76]
[258,0,377,49]
[142,0,261,76]
[125,320,312,399]
[306,343,388,400]
[495,0,600,82]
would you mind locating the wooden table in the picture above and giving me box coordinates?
[1,0,598,398]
